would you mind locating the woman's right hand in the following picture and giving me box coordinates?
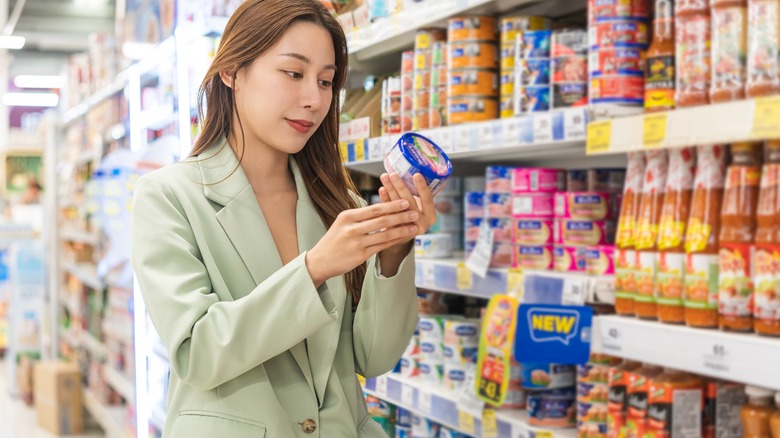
[305,199,419,286]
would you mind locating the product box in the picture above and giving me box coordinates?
[514,217,555,245]
[34,361,84,435]
[554,192,615,220]
[511,168,565,193]
[512,193,555,217]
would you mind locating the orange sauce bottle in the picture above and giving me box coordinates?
[771,392,780,437]
[657,148,697,324]
[746,0,780,97]
[742,386,777,437]
[635,151,669,319]
[645,0,676,111]
[685,145,727,328]
[676,0,712,107]
[608,360,642,438]
[711,0,749,102]
[720,143,763,332]
[626,364,664,437]
[647,370,704,437]
[754,140,780,337]
[616,153,646,316]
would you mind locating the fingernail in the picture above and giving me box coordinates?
[409,225,418,233]
[409,212,419,220]
[391,173,401,181]
[400,200,410,208]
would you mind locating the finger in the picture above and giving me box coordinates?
[363,223,418,247]
[381,173,402,201]
[356,209,418,235]
[413,174,435,212]
[389,173,420,212]
[366,235,415,256]
[347,199,409,222]
[378,187,391,204]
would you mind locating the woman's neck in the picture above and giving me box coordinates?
[227,132,296,195]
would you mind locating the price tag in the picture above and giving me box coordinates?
[355,141,365,161]
[419,390,433,414]
[375,375,388,397]
[643,113,668,148]
[533,113,553,143]
[459,411,476,434]
[586,120,612,154]
[511,423,530,438]
[339,141,349,162]
[536,431,554,438]
[751,96,780,139]
[507,268,524,300]
[455,126,472,152]
[482,409,498,438]
[381,136,395,155]
[357,374,366,387]
[479,121,495,149]
[599,322,624,355]
[562,276,587,305]
[368,138,382,160]
[503,118,519,145]
[423,262,435,287]
[702,341,732,374]
[466,222,494,278]
[437,127,454,153]
[401,384,414,407]
[564,108,587,139]
[457,262,473,290]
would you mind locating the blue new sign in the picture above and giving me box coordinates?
[514,304,593,365]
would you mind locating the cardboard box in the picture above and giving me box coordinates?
[34,361,84,435]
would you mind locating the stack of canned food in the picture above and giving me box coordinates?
[413,28,446,130]
[500,15,551,117]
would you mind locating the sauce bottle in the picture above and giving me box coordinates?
[647,370,704,437]
[616,153,646,317]
[677,0,712,107]
[608,360,642,438]
[720,143,763,332]
[742,386,777,437]
[711,0,749,102]
[657,148,697,324]
[754,140,780,337]
[645,0,676,111]
[635,151,669,319]
[746,0,780,97]
[771,392,780,438]
[685,145,727,328]
[626,364,664,438]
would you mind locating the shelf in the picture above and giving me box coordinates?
[138,103,177,131]
[586,96,780,155]
[346,0,584,74]
[363,373,576,438]
[103,321,134,345]
[83,389,131,438]
[592,315,780,391]
[62,262,103,290]
[60,228,100,246]
[103,365,136,404]
[62,73,129,125]
[82,331,107,360]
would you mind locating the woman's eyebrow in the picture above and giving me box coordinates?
[279,52,337,71]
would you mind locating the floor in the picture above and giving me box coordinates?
[0,359,104,438]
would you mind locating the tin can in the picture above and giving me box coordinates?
[500,96,515,118]
[499,16,552,44]
[589,75,644,105]
[515,85,551,113]
[414,109,430,130]
[432,41,448,66]
[552,28,589,57]
[415,28,447,51]
[517,59,551,86]
[500,43,517,70]
[500,69,515,96]
[413,89,430,110]
[414,69,431,90]
[552,56,588,83]
[520,30,552,59]
[431,86,447,108]
[429,106,447,128]
[415,49,432,71]
[431,65,448,88]
[589,48,645,76]
[588,0,650,23]
[449,42,499,69]
[553,83,589,108]
[448,16,497,42]
[449,69,499,96]
[402,50,415,73]
[588,20,649,50]
[448,96,499,124]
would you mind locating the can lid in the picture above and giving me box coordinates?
[396,132,452,180]
[745,385,775,398]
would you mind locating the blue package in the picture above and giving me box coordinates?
[519,85,551,113]
[522,30,552,59]
[395,408,412,428]
[521,363,576,389]
[527,388,577,428]
[518,59,551,85]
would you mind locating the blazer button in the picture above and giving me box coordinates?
[301,419,317,434]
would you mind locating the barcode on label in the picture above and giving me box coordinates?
[531,172,539,191]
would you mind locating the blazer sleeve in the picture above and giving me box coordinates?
[131,174,338,391]
[351,223,418,377]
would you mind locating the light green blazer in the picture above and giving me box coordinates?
[131,138,418,438]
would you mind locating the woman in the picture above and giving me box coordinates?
[131,1,436,436]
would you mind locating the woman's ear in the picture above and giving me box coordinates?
[220,69,238,89]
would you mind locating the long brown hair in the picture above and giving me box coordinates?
[192,0,366,303]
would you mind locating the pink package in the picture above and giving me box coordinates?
[513,245,554,270]
[492,242,514,267]
[511,168,565,193]
[586,245,616,275]
[486,166,513,193]
[465,218,483,242]
[513,217,555,245]
[487,193,513,218]
[489,218,513,242]
[554,192,614,220]
[553,246,588,272]
[554,219,616,246]
[512,193,555,218]
[464,192,485,219]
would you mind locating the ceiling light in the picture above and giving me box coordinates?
[2,92,59,107]
[14,75,66,89]
[0,36,25,50]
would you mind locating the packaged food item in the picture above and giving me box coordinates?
[402,50,415,73]
[515,245,555,270]
[578,405,609,437]
[448,69,499,96]
[704,381,747,438]
[676,9,712,107]
[552,28,588,56]
[429,106,447,128]
[487,166,513,193]
[499,15,552,44]
[685,145,727,328]
[490,242,514,267]
[755,140,780,336]
[719,142,762,332]
[626,364,664,438]
[522,363,576,389]
[383,133,452,197]
[555,192,615,220]
[512,193,556,218]
[589,75,645,105]
[448,16,497,42]
[431,84,447,108]
[418,315,447,341]
[419,358,445,385]
[528,388,577,428]
[589,48,646,76]
[676,0,709,13]
[552,56,588,83]
[521,30,552,59]
[465,218,483,242]
[415,49,433,72]
[634,151,669,319]
[415,28,447,51]
[512,168,565,193]
[464,192,486,219]
[514,217,555,245]
[746,0,780,97]
[646,370,704,437]
[657,148,696,324]
[771,392,780,438]
[586,245,616,275]
[448,96,499,124]
[553,83,589,108]
[396,407,412,428]
[500,43,516,70]
[554,245,588,272]
[711,1,748,102]
[645,0,676,111]
[414,88,430,111]
[608,360,643,437]
[517,59,552,85]
[615,153,646,315]
[588,0,651,22]
[500,69,515,96]
[579,382,610,404]
[449,42,499,69]
[588,169,627,193]
[516,85,551,113]
[589,20,649,49]
[444,362,468,391]
[741,386,777,438]
[488,192,513,217]
[568,170,589,192]
[489,217,513,242]
[500,96,515,118]
[555,219,616,246]
[414,70,432,92]
[415,233,454,260]
[432,41,448,67]
[420,338,445,362]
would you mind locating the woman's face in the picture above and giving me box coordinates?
[226,21,336,155]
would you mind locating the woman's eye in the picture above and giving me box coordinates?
[285,71,303,79]
[319,80,334,88]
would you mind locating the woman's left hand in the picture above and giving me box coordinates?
[378,173,437,244]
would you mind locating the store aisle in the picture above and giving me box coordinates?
[0,360,103,438]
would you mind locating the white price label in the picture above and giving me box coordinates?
[565,109,587,139]
[466,222,494,278]
[533,113,553,143]
[502,118,519,145]
[702,342,732,374]
[381,136,394,155]
[368,138,382,160]
[561,276,587,305]
[600,322,624,355]
[455,127,472,152]
[479,121,495,149]
[375,375,388,397]
[401,384,414,407]
[419,390,433,414]
[456,364,486,418]
[512,423,530,438]
[423,263,435,287]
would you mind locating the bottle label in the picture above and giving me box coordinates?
[616,248,637,299]
[754,244,780,322]
[685,217,713,253]
[657,252,685,305]
[645,55,676,109]
[684,253,720,310]
[658,217,685,250]
[677,14,711,95]
[718,243,753,317]
[747,2,780,81]
[712,6,747,92]
[635,251,657,303]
